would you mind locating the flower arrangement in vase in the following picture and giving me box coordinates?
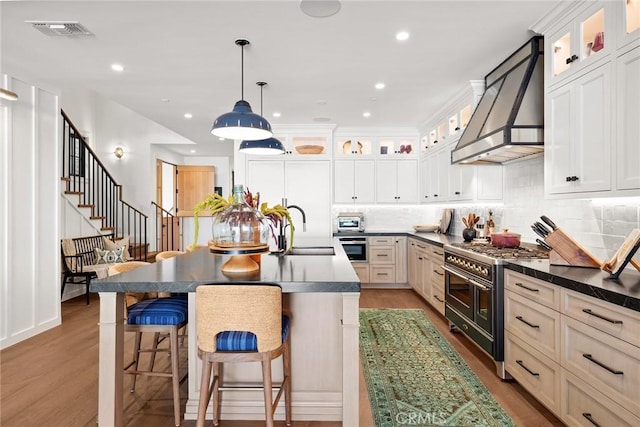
[191,186,294,251]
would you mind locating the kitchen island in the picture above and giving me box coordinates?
[91,239,360,426]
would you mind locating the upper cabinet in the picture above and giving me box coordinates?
[548,3,612,87]
[617,0,640,51]
[539,0,640,198]
[334,136,374,157]
[375,159,419,204]
[242,127,333,159]
[376,137,417,158]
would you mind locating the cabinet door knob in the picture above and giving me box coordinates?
[454,191,460,195]
[433,194,438,197]
[572,176,579,181]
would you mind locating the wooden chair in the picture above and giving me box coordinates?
[109,261,188,427]
[156,250,186,261]
[195,284,291,427]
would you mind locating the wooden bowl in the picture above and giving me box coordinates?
[295,144,325,155]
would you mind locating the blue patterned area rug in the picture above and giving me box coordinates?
[360,309,515,427]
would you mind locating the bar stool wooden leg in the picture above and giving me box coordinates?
[147,332,161,373]
[212,362,221,426]
[130,331,143,392]
[284,337,292,426]
[170,327,181,426]
[262,355,274,427]
[196,358,212,427]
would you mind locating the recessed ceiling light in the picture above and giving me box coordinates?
[300,0,341,18]
[161,98,170,103]
[363,112,371,118]
[184,113,193,119]
[190,149,196,153]
[396,31,410,41]
[272,112,281,118]
[375,82,385,90]
[111,63,124,72]
[49,24,66,29]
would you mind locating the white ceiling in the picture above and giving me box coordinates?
[1,0,561,156]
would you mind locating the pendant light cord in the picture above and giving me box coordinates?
[240,44,244,100]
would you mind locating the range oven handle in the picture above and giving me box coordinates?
[442,265,490,290]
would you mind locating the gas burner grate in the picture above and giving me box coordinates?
[450,243,549,260]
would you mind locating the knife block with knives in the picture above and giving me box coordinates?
[533,216,602,268]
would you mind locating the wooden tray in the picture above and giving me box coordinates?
[544,228,602,268]
[295,144,324,155]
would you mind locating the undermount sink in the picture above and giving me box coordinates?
[285,246,336,256]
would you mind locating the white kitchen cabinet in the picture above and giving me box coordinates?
[333,136,374,157]
[333,159,375,204]
[246,160,331,239]
[394,236,407,284]
[407,239,418,289]
[545,62,612,195]
[449,161,475,202]
[244,128,332,158]
[547,3,612,87]
[375,159,418,204]
[617,0,640,52]
[376,137,417,158]
[616,47,640,191]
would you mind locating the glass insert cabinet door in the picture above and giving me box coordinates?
[551,6,606,79]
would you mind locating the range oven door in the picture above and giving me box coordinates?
[338,237,367,262]
[443,266,493,337]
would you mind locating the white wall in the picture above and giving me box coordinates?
[1,75,61,349]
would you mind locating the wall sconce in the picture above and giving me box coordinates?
[114,147,124,159]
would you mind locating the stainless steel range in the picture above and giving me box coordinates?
[443,242,549,379]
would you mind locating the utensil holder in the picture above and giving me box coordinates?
[544,228,602,268]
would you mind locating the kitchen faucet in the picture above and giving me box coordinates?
[278,198,306,251]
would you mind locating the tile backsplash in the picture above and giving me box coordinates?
[332,156,640,263]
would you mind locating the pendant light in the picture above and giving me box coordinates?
[239,82,285,155]
[211,39,273,141]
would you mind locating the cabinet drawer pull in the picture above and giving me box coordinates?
[514,282,539,292]
[582,308,623,324]
[377,272,389,276]
[433,251,443,256]
[515,316,539,329]
[582,354,623,375]
[516,360,540,377]
[418,257,423,260]
[377,254,388,257]
[582,413,601,427]
[417,245,426,249]
[433,270,444,276]
[434,295,444,303]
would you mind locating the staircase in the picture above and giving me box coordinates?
[61,110,155,261]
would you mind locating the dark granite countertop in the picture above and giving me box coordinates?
[91,238,360,294]
[506,259,640,312]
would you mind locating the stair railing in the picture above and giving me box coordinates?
[61,109,148,261]
[151,201,180,252]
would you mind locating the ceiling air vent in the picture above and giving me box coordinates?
[27,21,94,37]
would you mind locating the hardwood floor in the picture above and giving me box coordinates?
[0,290,564,426]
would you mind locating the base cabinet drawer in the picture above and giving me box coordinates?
[505,269,560,309]
[369,246,395,264]
[561,370,640,427]
[505,290,561,361]
[505,332,561,415]
[369,265,395,283]
[561,316,640,417]
[431,285,445,315]
[352,263,369,283]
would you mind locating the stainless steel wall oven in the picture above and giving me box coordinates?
[338,237,367,262]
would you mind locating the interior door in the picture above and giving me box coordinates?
[175,165,215,216]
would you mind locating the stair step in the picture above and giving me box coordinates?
[101,227,114,231]
[64,191,83,195]
[78,204,94,208]
[60,177,70,182]
[90,216,105,220]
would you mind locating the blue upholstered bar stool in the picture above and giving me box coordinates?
[195,284,292,427]
[109,261,188,427]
